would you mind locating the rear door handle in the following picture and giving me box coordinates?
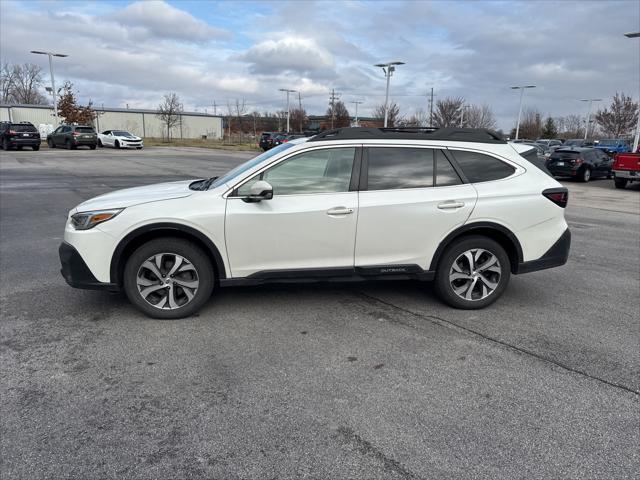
[327,207,354,216]
[437,201,465,210]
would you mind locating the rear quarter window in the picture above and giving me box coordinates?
[449,150,515,183]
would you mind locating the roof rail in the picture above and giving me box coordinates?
[309,127,506,144]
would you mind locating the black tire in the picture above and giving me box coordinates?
[114,140,120,149]
[614,178,628,189]
[2,138,10,150]
[98,139,103,148]
[47,138,55,148]
[32,145,40,151]
[90,144,96,150]
[136,147,143,150]
[17,146,22,150]
[579,166,591,182]
[65,139,72,150]
[123,238,215,319]
[434,235,511,310]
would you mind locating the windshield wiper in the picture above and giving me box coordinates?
[200,176,219,190]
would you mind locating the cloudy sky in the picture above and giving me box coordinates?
[1,0,639,130]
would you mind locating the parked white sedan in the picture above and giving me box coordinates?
[98,130,143,149]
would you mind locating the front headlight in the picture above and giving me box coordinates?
[71,208,123,230]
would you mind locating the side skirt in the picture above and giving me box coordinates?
[219,265,435,287]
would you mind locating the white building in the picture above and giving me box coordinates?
[0,104,223,140]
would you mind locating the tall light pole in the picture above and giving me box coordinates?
[460,104,470,127]
[30,50,68,124]
[278,88,296,133]
[511,85,536,140]
[375,61,405,127]
[625,32,640,151]
[580,98,602,140]
[351,100,363,127]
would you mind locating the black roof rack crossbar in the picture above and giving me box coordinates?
[309,127,506,144]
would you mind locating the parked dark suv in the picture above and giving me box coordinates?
[47,125,97,150]
[259,132,282,151]
[545,147,612,182]
[0,121,41,150]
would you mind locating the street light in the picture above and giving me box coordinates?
[625,32,640,151]
[278,88,296,133]
[374,61,405,127]
[30,50,68,124]
[510,85,536,140]
[580,98,602,140]
[351,100,363,127]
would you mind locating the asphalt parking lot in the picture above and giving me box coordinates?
[1,146,639,479]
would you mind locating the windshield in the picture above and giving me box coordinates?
[598,139,620,146]
[209,142,298,189]
[113,130,134,137]
[564,139,582,146]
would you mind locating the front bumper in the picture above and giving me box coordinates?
[59,242,118,291]
[515,229,571,274]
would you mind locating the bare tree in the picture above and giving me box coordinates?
[326,100,350,128]
[595,92,639,138]
[1,62,16,103]
[401,108,429,127]
[6,63,47,104]
[515,108,543,139]
[465,104,497,129]
[157,93,182,142]
[557,114,583,138]
[290,107,308,132]
[373,102,401,127]
[433,97,465,128]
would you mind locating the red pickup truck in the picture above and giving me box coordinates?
[612,152,640,189]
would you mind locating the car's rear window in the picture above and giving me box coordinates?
[11,124,37,132]
[75,127,95,133]
[449,150,515,183]
[551,151,579,159]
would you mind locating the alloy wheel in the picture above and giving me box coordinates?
[136,253,199,310]
[449,248,502,301]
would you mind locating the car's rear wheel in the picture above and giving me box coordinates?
[580,166,591,182]
[90,144,96,150]
[33,145,40,151]
[47,139,55,148]
[434,236,510,309]
[123,238,214,319]
[2,138,10,150]
[614,178,628,189]
[98,139,103,148]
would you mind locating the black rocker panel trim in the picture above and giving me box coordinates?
[219,265,434,287]
[110,223,227,285]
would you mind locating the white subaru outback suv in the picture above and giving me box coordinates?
[59,127,571,319]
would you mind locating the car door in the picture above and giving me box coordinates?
[51,126,63,145]
[595,149,612,176]
[225,146,360,278]
[54,126,67,146]
[355,147,477,271]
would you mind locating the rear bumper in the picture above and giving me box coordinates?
[613,170,639,180]
[59,242,118,291]
[547,166,579,177]
[6,137,40,146]
[515,229,571,274]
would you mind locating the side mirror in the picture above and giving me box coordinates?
[243,180,273,203]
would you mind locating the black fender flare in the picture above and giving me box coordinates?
[110,222,227,285]
[428,222,524,273]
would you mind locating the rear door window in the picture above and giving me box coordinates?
[366,147,433,190]
[449,150,515,183]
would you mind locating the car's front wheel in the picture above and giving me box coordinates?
[123,238,214,319]
[434,236,510,309]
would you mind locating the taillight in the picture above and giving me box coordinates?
[574,158,583,165]
[72,131,81,136]
[543,188,568,208]
[8,130,17,135]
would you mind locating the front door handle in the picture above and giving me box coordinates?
[327,207,354,216]
[437,201,465,210]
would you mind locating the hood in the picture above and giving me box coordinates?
[75,180,197,212]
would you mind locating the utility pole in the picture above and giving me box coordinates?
[580,98,602,140]
[351,101,363,127]
[329,89,340,129]
[625,32,640,151]
[213,100,217,115]
[298,91,303,132]
[428,87,435,127]
[278,88,296,133]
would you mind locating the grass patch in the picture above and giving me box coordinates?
[142,138,260,152]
